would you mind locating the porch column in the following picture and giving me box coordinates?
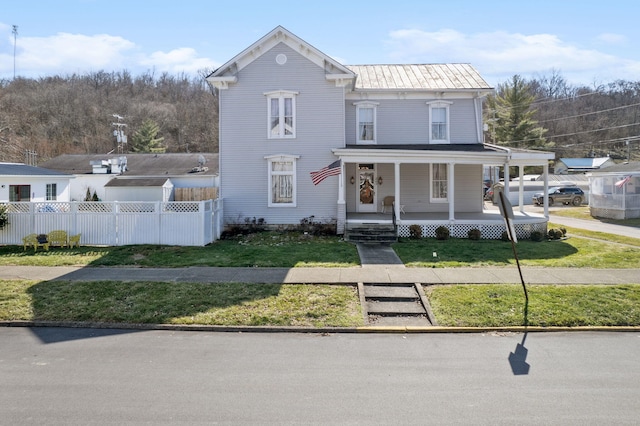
[543,163,549,218]
[503,163,510,199]
[448,163,455,221]
[336,160,346,234]
[394,162,401,223]
[518,165,524,213]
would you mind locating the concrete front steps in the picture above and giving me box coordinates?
[359,282,436,327]
[345,223,397,243]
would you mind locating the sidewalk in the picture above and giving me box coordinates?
[1,264,638,285]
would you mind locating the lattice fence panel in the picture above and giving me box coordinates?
[398,222,548,240]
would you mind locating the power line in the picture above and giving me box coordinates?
[536,102,640,124]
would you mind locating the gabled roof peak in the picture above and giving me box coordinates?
[207,25,355,89]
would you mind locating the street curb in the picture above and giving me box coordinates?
[2,321,639,333]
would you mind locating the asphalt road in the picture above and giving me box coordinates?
[1,328,639,425]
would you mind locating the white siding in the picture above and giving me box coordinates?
[0,176,72,202]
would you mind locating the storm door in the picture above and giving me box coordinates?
[357,163,377,212]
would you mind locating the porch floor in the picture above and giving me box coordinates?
[347,207,546,224]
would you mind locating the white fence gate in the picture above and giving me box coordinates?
[0,199,224,247]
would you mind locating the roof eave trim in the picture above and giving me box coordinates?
[206,76,238,90]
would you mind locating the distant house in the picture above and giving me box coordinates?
[39,153,218,202]
[588,161,640,219]
[206,25,554,239]
[0,162,73,203]
[104,177,174,202]
[555,157,615,175]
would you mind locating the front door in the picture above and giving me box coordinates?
[357,163,377,212]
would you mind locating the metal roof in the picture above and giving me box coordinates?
[39,153,219,176]
[346,64,492,91]
[558,157,612,169]
[589,161,640,174]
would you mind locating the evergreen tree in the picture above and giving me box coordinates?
[129,119,166,153]
[485,75,551,150]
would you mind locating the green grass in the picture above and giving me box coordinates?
[2,227,640,268]
[550,206,640,228]
[0,280,363,327]
[548,222,640,248]
[393,234,640,268]
[0,232,360,268]
[427,284,640,327]
[3,279,640,327]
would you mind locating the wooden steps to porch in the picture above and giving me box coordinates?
[344,223,397,243]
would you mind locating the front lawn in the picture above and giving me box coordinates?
[427,284,640,327]
[0,280,363,327]
[2,280,639,328]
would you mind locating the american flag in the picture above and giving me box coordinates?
[310,160,341,185]
[615,175,631,188]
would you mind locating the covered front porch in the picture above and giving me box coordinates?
[347,208,547,239]
[334,144,554,240]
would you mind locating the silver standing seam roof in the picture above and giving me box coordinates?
[346,64,492,91]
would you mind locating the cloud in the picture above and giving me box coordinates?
[385,28,640,86]
[0,32,136,77]
[596,33,627,44]
[140,47,219,75]
[0,29,217,79]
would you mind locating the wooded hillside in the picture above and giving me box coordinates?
[1,70,638,164]
[0,70,218,164]
[486,72,640,162]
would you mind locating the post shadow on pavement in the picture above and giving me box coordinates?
[29,326,145,344]
[508,332,530,375]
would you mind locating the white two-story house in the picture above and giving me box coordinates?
[207,26,554,239]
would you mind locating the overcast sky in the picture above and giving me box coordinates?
[2,0,639,87]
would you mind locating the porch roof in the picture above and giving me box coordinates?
[333,144,553,165]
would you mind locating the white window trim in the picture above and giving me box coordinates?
[46,183,57,201]
[265,90,298,139]
[353,101,379,144]
[430,163,448,203]
[426,101,453,144]
[265,154,300,207]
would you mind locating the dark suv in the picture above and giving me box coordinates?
[533,186,584,206]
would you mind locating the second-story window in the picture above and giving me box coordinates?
[354,101,378,144]
[427,101,452,144]
[265,91,298,139]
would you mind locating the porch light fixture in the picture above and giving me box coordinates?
[350,176,355,184]
[378,176,383,185]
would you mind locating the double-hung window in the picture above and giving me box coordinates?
[265,91,298,139]
[354,101,378,144]
[266,155,299,207]
[430,163,448,202]
[427,101,452,143]
[46,183,57,201]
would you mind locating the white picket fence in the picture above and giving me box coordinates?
[0,199,224,247]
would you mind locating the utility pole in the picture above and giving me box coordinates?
[112,114,128,154]
[12,25,18,79]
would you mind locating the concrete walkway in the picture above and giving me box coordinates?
[0,264,638,285]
